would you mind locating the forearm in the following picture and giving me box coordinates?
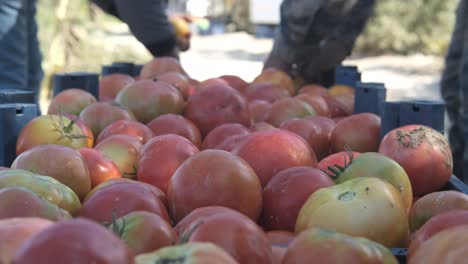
[113,0,177,57]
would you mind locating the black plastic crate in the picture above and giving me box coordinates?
[133,64,143,77]
[334,65,361,88]
[380,100,445,139]
[0,89,35,104]
[0,104,39,167]
[354,82,387,116]
[53,72,99,98]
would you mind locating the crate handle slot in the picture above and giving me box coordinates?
[15,106,24,115]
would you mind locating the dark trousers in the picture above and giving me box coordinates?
[441,0,468,182]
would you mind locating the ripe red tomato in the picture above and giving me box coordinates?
[379,125,453,195]
[220,75,249,94]
[295,94,330,117]
[109,211,177,255]
[243,82,290,103]
[184,84,251,136]
[280,116,335,161]
[201,123,250,150]
[0,218,53,264]
[188,213,273,264]
[79,102,134,138]
[330,113,381,153]
[248,100,272,123]
[97,120,153,145]
[167,149,262,223]
[232,129,318,187]
[140,57,187,79]
[266,98,315,127]
[48,89,97,116]
[98,73,135,102]
[408,190,468,232]
[262,167,334,231]
[78,148,121,188]
[157,72,196,100]
[79,181,169,224]
[13,218,133,263]
[318,151,361,175]
[409,210,468,257]
[137,134,199,194]
[146,113,202,148]
[253,68,295,96]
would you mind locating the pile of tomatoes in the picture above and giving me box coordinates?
[0,57,466,264]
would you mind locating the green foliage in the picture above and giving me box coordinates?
[355,0,458,55]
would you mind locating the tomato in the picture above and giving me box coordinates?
[333,152,413,213]
[295,94,330,117]
[187,213,273,264]
[157,72,196,100]
[184,84,251,136]
[283,228,398,264]
[95,135,142,179]
[280,116,335,160]
[0,218,53,264]
[318,151,361,175]
[115,79,185,124]
[137,134,199,194]
[328,84,355,97]
[266,98,316,127]
[97,120,153,145]
[0,186,71,221]
[109,211,177,255]
[333,94,355,116]
[140,57,187,79]
[408,225,468,264]
[146,113,202,148]
[220,75,249,94]
[0,169,81,214]
[98,73,135,102]
[408,190,468,232]
[64,114,94,148]
[409,210,468,257]
[379,125,453,196]
[79,102,135,138]
[78,181,169,224]
[296,177,409,248]
[243,82,290,103]
[16,115,90,155]
[47,89,97,116]
[266,231,295,245]
[83,179,167,208]
[167,149,262,223]
[250,121,275,132]
[201,123,250,150]
[232,129,318,187]
[248,100,272,123]
[197,77,230,90]
[330,113,381,153]
[78,148,121,188]
[12,144,91,200]
[298,84,329,97]
[253,68,295,95]
[262,167,334,231]
[135,242,238,264]
[322,94,348,118]
[13,218,133,263]
[174,206,244,236]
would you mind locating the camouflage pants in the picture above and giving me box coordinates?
[441,0,468,182]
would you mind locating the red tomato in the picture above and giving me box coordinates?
[167,149,262,223]
[201,123,250,150]
[78,182,170,224]
[188,213,273,264]
[78,148,121,188]
[318,151,361,175]
[184,84,251,136]
[97,120,153,145]
[243,82,290,103]
[13,218,133,263]
[266,98,315,127]
[295,94,330,117]
[330,113,381,153]
[232,129,318,187]
[262,167,334,231]
[47,89,97,116]
[137,134,199,194]
[98,73,135,102]
[379,125,453,195]
[146,114,202,148]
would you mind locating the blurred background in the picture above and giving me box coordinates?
[37,0,457,102]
